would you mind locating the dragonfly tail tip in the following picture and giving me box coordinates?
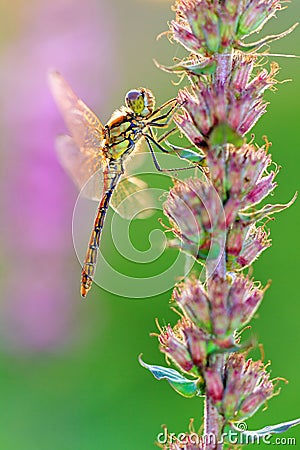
[80,286,88,298]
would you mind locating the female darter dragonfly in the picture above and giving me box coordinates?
[49,72,183,298]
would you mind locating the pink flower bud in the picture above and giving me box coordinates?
[222,354,275,421]
[242,359,265,396]
[224,145,273,205]
[231,54,255,92]
[163,178,223,260]
[204,367,224,405]
[179,86,213,136]
[235,225,271,269]
[227,275,251,306]
[209,275,231,335]
[238,0,281,36]
[245,172,277,206]
[227,149,244,196]
[163,181,204,250]
[202,8,220,53]
[242,146,272,192]
[173,279,211,331]
[237,388,272,420]
[219,0,241,48]
[247,64,279,97]
[238,100,267,135]
[176,55,278,145]
[171,21,205,55]
[172,0,221,54]
[226,221,247,257]
[224,197,241,228]
[182,321,208,368]
[174,112,207,149]
[240,289,264,325]
[159,325,195,374]
[206,150,226,197]
[227,274,264,330]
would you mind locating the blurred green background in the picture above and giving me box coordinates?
[0,0,299,449]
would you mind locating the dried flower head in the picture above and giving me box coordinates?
[222,353,276,420]
[173,274,265,340]
[176,56,279,149]
[228,223,272,270]
[208,143,278,226]
[204,366,224,405]
[182,319,208,368]
[238,0,282,37]
[158,322,196,374]
[171,0,283,55]
[163,178,225,259]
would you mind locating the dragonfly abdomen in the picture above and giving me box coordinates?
[81,165,122,298]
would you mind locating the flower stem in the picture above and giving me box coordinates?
[214,50,233,85]
[205,254,226,449]
[205,178,228,449]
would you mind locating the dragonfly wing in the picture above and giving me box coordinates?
[111,176,158,219]
[49,71,104,153]
[56,135,104,201]
[56,136,157,213]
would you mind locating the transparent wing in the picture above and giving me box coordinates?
[58,136,156,218]
[111,176,157,219]
[56,135,104,201]
[49,70,104,158]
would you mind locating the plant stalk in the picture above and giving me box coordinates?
[205,45,231,444]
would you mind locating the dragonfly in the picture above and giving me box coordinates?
[49,72,188,298]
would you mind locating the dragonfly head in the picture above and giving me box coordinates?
[125,88,155,118]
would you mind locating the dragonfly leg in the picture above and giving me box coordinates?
[147,105,179,128]
[144,134,195,173]
[147,129,206,168]
[147,127,175,153]
[149,98,177,119]
[165,140,207,155]
[157,127,177,143]
[147,97,182,128]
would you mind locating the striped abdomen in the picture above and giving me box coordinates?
[81,165,122,297]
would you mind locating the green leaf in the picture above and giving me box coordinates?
[176,149,206,164]
[165,141,206,164]
[210,123,244,147]
[139,355,203,398]
[183,60,217,75]
[224,418,300,445]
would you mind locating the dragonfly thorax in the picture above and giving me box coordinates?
[125,88,155,118]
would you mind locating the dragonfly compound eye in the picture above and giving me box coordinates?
[125,88,155,117]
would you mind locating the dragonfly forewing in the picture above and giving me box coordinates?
[49,71,104,151]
